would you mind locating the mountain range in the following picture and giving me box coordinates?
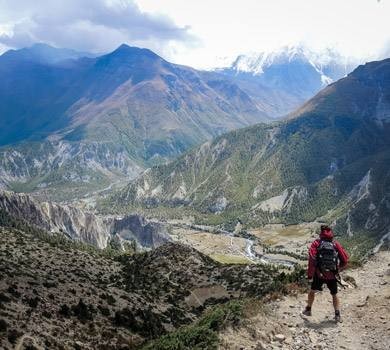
[0,44,357,201]
[0,43,271,148]
[216,45,358,117]
[0,43,272,200]
[110,58,390,249]
[1,42,389,350]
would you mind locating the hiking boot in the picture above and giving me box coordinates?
[335,312,342,323]
[302,307,312,316]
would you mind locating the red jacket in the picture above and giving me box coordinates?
[307,228,348,280]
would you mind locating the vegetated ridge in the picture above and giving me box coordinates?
[0,210,300,349]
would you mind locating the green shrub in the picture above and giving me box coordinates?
[141,301,243,350]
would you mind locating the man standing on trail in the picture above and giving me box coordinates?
[302,225,349,322]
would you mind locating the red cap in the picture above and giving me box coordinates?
[320,228,334,240]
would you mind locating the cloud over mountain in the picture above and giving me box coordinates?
[0,0,194,53]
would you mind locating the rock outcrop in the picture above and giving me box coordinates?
[0,190,169,249]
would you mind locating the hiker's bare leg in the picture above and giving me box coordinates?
[307,290,315,307]
[332,294,340,311]
[303,290,315,315]
[333,294,341,322]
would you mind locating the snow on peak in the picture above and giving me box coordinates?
[215,45,359,86]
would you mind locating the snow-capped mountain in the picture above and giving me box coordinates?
[218,45,357,82]
[215,45,360,117]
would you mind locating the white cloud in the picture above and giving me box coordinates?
[0,0,195,55]
[0,0,389,68]
[137,0,390,68]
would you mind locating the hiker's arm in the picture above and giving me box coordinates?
[307,241,318,279]
[335,241,349,270]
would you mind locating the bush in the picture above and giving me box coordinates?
[0,293,11,303]
[71,299,95,322]
[145,326,217,350]
[98,305,110,317]
[198,301,242,331]
[7,329,22,344]
[59,304,71,317]
[42,310,52,319]
[27,296,40,308]
[115,307,165,338]
[141,301,243,350]
[0,318,7,332]
[7,284,21,298]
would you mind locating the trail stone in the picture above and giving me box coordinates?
[255,342,267,350]
[309,333,317,343]
[274,334,286,342]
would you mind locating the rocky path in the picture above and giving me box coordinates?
[220,250,390,350]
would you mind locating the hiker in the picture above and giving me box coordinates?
[302,225,349,322]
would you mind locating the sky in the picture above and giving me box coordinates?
[0,0,389,69]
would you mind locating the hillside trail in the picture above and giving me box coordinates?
[220,250,390,350]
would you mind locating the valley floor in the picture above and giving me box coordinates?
[170,222,314,266]
[220,250,390,350]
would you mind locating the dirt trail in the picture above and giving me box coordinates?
[220,250,390,350]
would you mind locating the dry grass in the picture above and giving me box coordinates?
[210,254,252,265]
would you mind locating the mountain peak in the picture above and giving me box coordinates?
[1,42,92,64]
[110,43,160,60]
[218,45,359,79]
[30,42,57,51]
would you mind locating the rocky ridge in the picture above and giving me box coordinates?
[0,190,169,249]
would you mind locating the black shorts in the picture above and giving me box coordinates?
[311,275,338,295]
